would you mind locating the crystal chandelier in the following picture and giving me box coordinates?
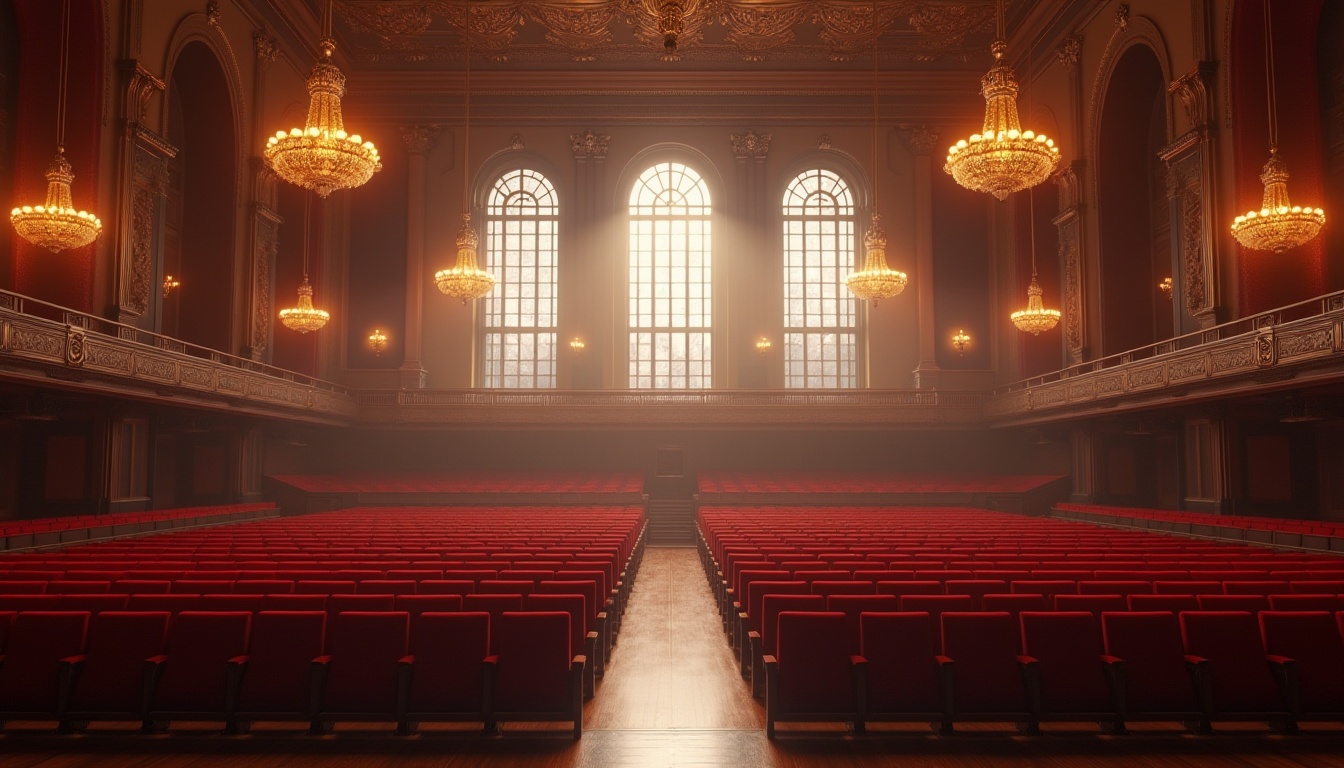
[10,0,101,253]
[1010,190,1060,335]
[263,0,380,197]
[1229,0,1324,253]
[944,0,1059,201]
[434,13,494,304]
[279,193,330,334]
[952,329,971,355]
[845,4,907,306]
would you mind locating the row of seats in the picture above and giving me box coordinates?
[763,609,1344,737]
[0,609,585,737]
[1056,502,1344,537]
[0,503,278,551]
[697,471,1062,495]
[268,471,645,494]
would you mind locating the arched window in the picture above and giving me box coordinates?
[482,168,558,388]
[782,169,857,388]
[628,162,712,388]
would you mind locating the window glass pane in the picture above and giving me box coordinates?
[483,168,558,388]
[628,163,712,388]
[782,169,857,388]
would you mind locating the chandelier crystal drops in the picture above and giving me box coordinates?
[845,2,908,305]
[10,0,101,253]
[1010,275,1060,335]
[264,1,380,197]
[1229,0,1324,253]
[434,10,494,304]
[280,194,330,334]
[944,0,1059,201]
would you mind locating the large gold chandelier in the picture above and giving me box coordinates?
[845,4,907,306]
[10,0,101,253]
[434,13,494,304]
[1230,0,1324,253]
[264,0,380,197]
[944,0,1059,201]
[279,193,330,334]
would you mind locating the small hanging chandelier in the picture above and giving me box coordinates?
[263,0,380,197]
[10,0,101,253]
[944,0,1059,201]
[1010,189,1060,336]
[845,3,907,306]
[434,12,494,304]
[279,193,330,334]
[1230,0,1324,253]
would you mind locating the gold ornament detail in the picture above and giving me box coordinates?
[11,148,102,252]
[434,213,495,304]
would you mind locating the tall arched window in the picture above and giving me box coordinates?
[782,169,857,388]
[628,162,712,388]
[482,168,558,388]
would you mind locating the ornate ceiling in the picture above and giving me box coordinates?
[331,0,1020,71]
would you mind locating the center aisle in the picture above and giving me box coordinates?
[584,546,763,731]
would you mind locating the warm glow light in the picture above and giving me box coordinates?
[1230,149,1325,253]
[845,214,908,305]
[162,274,180,298]
[569,337,586,351]
[368,328,388,356]
[755,336,772,354]
[1159,276,1173,299]
[952,329,971,355]
[279,277,330,334]
[1010,275,1061,335]
[434,213,495,304]
[10,147,102,253]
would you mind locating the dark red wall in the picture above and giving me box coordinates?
[932,163,991,370]
[272,185,321,376]
[1015,184,1063,378]
[346,143,407,369]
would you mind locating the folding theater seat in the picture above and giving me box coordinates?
[231,611,327,731]
[763,611,861,738]
[898,594,974,617]
[1223,581,1291,596]
[525,593,600,699]
[0,594,58,612]
[729,570,791,640]
[1053,594,1126,615]
[126,594,202,613]
[826,594,900,656]
[110,579,171,595]
[1267,594,1342,612]
[1011,580,1076,598]
[0,580,48,594]
[1179,611,1294,730]
[1196,594,1269,613]
[57,594,129,613]
[418,580,476,596]
[981,593,1049,615]
[1078,581,1152,597]
[59,611,171,731]
[262,594,327,611]
[400,612,491,733]
[326,594,394,624]
[1101,611,1209,731]
[173,580,232,595]
[537,579,608,668]
[232,580,294,595]
[944,580,1008,610]
[487,611,584,739]
[1156,581,1222,595]
[1258,610,1344,723]
[311,611,412,733]
[198,594,267,612]
[396,593,465,632]
[463,594,524,650]
[144,611,252,731]
[856,611,944,729]
[876,580,944,599]
[740,580,808,666]
[938,612,1034,734]
[810,581,875,598]
[1018,612,1122,731]
[295,580,357,595]
[479,579,536,596]
[748,594,825,698]
[1127,594,1200,613]
[0,611,89,725]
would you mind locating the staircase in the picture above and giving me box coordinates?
[645,496,697,546]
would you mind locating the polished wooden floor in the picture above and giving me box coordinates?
[6,547,1344,767]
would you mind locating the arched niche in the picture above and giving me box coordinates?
[164,41,238,353]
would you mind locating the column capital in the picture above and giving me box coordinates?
[400,125,442,156]
[897,125,939,157]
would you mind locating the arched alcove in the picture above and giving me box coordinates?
[1096,45,1169,357]
[165,41,237,353]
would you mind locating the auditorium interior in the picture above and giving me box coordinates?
[3,0,1344,765]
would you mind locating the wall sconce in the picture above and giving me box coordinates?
[569,337,586,352]
[755,336,772,355]
[368,328,388,357]
[952,329,971,355]
[162,275,180,298]
[1159,276,1173,300]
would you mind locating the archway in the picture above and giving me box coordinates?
[164,41,237,353]
[1096,45,1168,357]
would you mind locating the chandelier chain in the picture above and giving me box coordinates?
[302,191,311,279]
[1263,0,1278,149]
[871,0,877,213]
[464,6,471,209]
[56,0,71,149]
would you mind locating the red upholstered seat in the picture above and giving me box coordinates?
[1179,611,1291,724]
[875,580,944,598]
[1196,594,1269,612]
[525,593,600,698]
[463,594,524,651]
[418,579,476,595]
[326,593,395,624]
[261,594,327,611]
[313,611,411,728]
[858,611,944,722]
[747,594,825,697]
[981,593,1049,615]
[146,611,252,724]
[479,579,536,596]
[0,594,58,612]
[0,610,14,652]
[57,593,130,613]
[1127,594,1200,613]
[356,579,418,595]
[1156,580,1221,595]
[489,611,584,739]
[1019,611,1119,727]
[1223,581,1291,596]
[126,594,201,613]
[110,579,171,595]
[1053,594,1126,615]
[945,580,1008,609]
[940,612,1032,731]
[402,611,490,729]
[232,579,294,595]
[1078,580,1152,596]
[899,594,974,616]
[397,594,465,637]
[62,611,171,725]
[1259,610,1344,718]
[764,611,860,738]
[1011,580,1076,597]
[295,580,357,595]
[1267,594,1342,612]
[47,580,111,594]
[233,611,326,724]
[1101,611,1206,728]
[0,611,88,718]
[826,594,900,655]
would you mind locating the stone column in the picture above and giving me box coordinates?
[245,32,280,361]
[1053,36,1089,366]
[730,129,771,387]
[1162,62,1221,332]
[570,129,610,388]
[900,125,939,389]
[398,125,440,389]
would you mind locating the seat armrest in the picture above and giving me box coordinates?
[1266,654,1295,666]
[224,655,249,718]
[1266,655,1301,717]
[398,654,415,666]
[850,655,867,667]
[934,655,954,667]
[1016,655,1039,666]
[1183,654,1209,667]
[308,656,332,717]
[1100,654,1124,665]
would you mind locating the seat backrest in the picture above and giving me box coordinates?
[478,579,536,596]
[745,580,808,631]
[0,610,14,652]
[1155,580,1221,595]
[406,611,490,713]
[811,580,876,598]
[1052,594,1126,615]
[261,593,327,611]
[126,593,201,612]
[397,593,465,623]
[1127,594,1199,613]
[1019,611,1111,713]
[462,593,524,650]
[825,594,899,654]
[321,611,410,713]
[0,611,89,712]
[1222,580,1290,596]
[1267,594,1341,612]
[0,580,47,594]
[1179,610,1284,713]
[237,611,326,713]
[775,611,853,713]
[294,580,357,595]
[940,611,1025,713]
[981,593,1049,614]
[1077,580,1152,596]
[493,611,572,713]
[536,580,600,622]
[110,579,171,595]
[172,579,232,595]
[152,611,252,712]
[760,594,825,656]
[326,594,395,623]
[524,593,587,654]
[57,593,130,613]
[1100,611,1199,713]
[875,580,944,597]
[232,579,295,595]
[1011,580,1076,597]
[944,580,1008,608]
[859,611,940,713]
[70,611,170,712]
[898,594,974,615]
[1259,610,1344,711]
[1196,594,1269,612]
[417,579,476,596]
[47,580,111,594]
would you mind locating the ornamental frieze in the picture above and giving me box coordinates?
[1210,345,1255,373]
[1166,355,1208,382]
[83,343,133,373]
[133,354,177,381]
[12,327,65,359]
[179,365,215,388]
[1127,366,1166,389]
[1278,328,1334,360]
